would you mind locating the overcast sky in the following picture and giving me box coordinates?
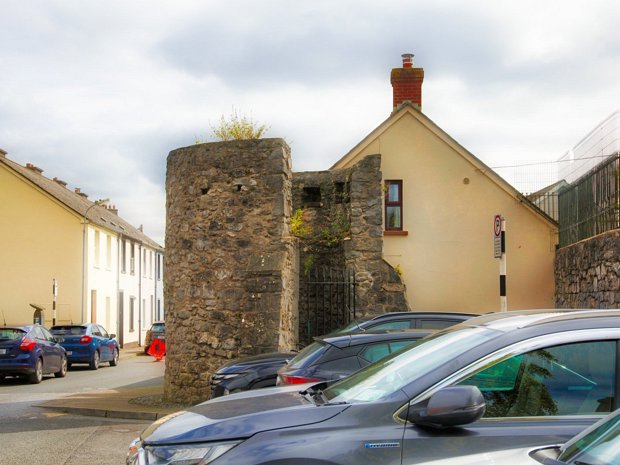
[2,0,619,245]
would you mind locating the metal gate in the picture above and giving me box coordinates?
[299,267,357,347]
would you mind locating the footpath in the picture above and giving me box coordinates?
[36,347,188,421]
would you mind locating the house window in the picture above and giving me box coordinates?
[121,240,127,273]
[385,180,403,230]
[130,243,135,274]
[106,235,112,270]
[94,230,100,267]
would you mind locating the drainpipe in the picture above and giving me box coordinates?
[116,234,122,345]
[138,243,143,346]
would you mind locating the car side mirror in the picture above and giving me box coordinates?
[109,334,116,339]
[54,336,64,343]
[405,385,486,428]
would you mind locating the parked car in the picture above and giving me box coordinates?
[128,309,620,465]
[0,324,67,384]
[144,321,165,354]
[328,311,476,335]
[418,406,620,465]
[50,323,119,370]
[210,351,297,398]
[210,311,474,398]
[276,329,432,385]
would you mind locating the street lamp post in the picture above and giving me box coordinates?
[81,198,109,323]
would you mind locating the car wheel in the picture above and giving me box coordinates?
[109,348,119,367]
[55,356,67,378]
[28,359,43,384]
[89,351,100,370]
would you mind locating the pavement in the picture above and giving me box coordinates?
[36,347,186,421]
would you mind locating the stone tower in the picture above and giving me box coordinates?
[163,139,298,403]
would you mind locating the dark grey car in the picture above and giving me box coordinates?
[128,309,620,465]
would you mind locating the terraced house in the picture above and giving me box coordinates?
[0,149,164,347]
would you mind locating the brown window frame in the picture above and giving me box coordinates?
[384,180,403,231]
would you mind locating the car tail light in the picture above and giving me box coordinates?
[280,375,322,385]
[80,335,93,344]
[19,337,36,351]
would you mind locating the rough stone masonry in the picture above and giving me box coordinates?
[164,139,298,404]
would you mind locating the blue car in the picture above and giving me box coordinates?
[0,324,67,384]
[50,323,119,370]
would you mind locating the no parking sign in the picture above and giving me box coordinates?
[493,215,502,258]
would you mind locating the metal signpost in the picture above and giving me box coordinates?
[494,215,507,312]
[52,278,58,325]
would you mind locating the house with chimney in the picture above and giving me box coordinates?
[331,54,558,312]
[0,149,164,347]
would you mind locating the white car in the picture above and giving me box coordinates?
[415,407,620,465]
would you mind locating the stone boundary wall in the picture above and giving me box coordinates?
[163,139,298,403]
[555,229,620,308]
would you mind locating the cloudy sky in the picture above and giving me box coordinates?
[2,0,619,245]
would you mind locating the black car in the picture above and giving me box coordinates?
[0,324,67,384]
[210,351,297,398]
[210,311,475,398]
[276,330,431,385]
[128,309,620,465]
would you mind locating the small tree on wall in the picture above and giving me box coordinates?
[196,107,270,143]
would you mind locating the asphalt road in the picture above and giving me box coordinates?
[0,352,164,465]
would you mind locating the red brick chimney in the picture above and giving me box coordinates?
[391,53,424,111]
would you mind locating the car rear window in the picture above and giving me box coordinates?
[0,328,25,340]
[51,326,87,335]
[150,323,165,332]
[287,341,329,369]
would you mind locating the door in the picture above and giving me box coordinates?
[401,337,618,463]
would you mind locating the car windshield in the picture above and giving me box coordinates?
[51,326,87,335]
[323,326,501,403]
[150,323,165,332]
[0,328,25,340]
[287,341,329,369]
[557,409,620,465]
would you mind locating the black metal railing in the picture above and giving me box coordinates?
[558,153,620,247]
[299,267,357,347]
[526,192,560,222]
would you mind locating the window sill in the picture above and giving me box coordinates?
[384,230,409,236]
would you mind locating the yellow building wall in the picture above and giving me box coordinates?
[344,113,557,313]
[0,167,84,326]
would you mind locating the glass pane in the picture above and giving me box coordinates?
[457,340,616,417]
[386,207,401,228]
[370,321,412,330]
[388,183,400,202]
[361,344,391,363]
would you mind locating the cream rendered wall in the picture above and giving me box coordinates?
[0,167,83,325]
[346,113,556,312]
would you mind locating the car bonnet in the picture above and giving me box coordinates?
[141,384,349,445]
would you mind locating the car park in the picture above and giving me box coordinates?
[144,321,165,354]
[50,323,119,369]
[276,329,431,385]
[210,311,474,398]
[0,324,67,383]
[128,309,620,465]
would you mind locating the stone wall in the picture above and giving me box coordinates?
[555,229,620,308]
[293,154,408,324]
[164,139,298,403]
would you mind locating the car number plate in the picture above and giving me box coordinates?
[66,351,72,355]
[0,349,6,355]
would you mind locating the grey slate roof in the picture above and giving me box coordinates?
[0,152,163,251]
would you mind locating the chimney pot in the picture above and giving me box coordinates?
[402,53,414,68]
[26,163,44,174]
[53,177,68,187]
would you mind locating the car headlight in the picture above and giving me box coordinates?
[127,439,240,465]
